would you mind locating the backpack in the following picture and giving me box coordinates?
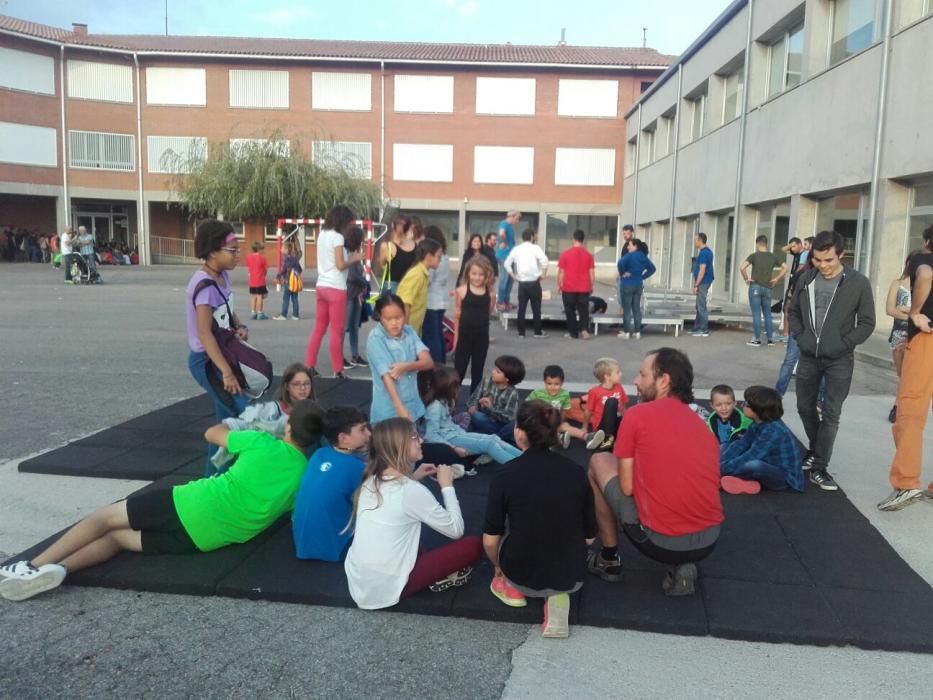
[193,278,273,399]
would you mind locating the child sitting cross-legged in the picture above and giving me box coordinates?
[719,385,805,495]
[583,358,628,451]
[706,384,752,445]
[423,365,522,466]
[525,364,604,450]
[0,400,324,602]
[468,354,525,441]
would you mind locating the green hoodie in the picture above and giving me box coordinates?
[706,409,752,444]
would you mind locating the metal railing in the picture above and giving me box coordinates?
[151,235,198,264]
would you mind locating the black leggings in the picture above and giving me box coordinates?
[597,397,621,442]
[455,327,489,393]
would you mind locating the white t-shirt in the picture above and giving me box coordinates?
[60,232,74,255]
[344,477,464,609]
[315,229,347,290]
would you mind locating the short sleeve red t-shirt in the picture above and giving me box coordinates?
[613,397,723,536]
[558,246,595,293]
[586,384,627,430]
[246,253,268,287]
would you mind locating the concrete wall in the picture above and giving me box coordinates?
[674,119,740,216]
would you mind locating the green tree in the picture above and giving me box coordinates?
[164,136,382,222]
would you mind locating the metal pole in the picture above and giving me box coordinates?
[729,0,754,304]
[59,45,69,231]
[666,64,684,289]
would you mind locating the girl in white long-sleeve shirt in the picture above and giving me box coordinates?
[344,417,482,609]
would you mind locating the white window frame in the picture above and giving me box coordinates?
[554,147,615,187]
[147,136,207,173]
[474,77,536,116]
[312,140,373,179]
[311,72,372,112]
[67,60,134,103]
[0,121,57,167]
[690,94,706,140]
[229,138,290,157]
[0,47,55,96]
[146,67,207,106]
[625,138,637,176]
[721,66,744,123]
[228,69,289,109]
[474,146,535,185]
[394,75,455,114]
[768,24,804,97]
[393,143,453,182]
[69,130,135,171]
[557,79,619,118]
[640,127,656,168]
[828,0,882,67]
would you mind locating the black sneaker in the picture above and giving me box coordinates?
[801,451,815,471]
[335,372,348,380]
[809,470,839,491]
[746,339,762,347]
[352,355,368,367]
[888,405,897,424]
[586,550,623,582]
[766,340,776,347]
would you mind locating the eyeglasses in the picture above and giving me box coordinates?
[222,247,241,255]
[289,381,312,388]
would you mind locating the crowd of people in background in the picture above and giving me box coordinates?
[1,225,139,278]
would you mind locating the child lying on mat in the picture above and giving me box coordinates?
[0,400,323,602]
[210,362,314,472]
[719,386,804,495]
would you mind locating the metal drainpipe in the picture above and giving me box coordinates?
[631,103,643,236]
[380,60,386,221]
[666,64,684,289]
[729,0,755,305]
[59,45,69,231]
[133,54,148,265]
[865,0,895,278]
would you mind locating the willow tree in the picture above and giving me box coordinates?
[164,136,383,222]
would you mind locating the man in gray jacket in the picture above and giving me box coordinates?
[788,230,875,491]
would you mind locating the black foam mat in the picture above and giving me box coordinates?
[10,380,933,653]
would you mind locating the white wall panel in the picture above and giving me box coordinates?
[69,130,134,170]
[0,47,55,95]
[393,143,453,182]
[554,148,616,186]
[67,60,133,103]
[475,77,536,115]
[557,79,618,118]
[146,67,206,105]
[229,69,289,108]
[394,75,454,113]
[312,72,371,111]
[147,136,207,173]
[474,146,535,185]
[0,121,57,167]
[313,141,373,179]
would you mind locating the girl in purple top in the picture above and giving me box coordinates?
[186,220,250,473]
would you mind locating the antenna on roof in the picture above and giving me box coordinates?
[164,0,169,36]
[642,27,647,48]
[559,28,566,47]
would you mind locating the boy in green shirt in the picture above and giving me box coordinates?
[526,365,604,451]
[0,400,324,602]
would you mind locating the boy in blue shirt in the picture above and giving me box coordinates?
[293,406,371,561]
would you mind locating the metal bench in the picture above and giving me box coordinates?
[592,315,684,337]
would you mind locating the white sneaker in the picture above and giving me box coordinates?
[0,563,67,601]
[559,431,571,449]
[585,429,606,450]
[633,332,641,339]
[272,315,287,321]
[0,560,36,581]
[617,331,630,339]
[877,488,925,512]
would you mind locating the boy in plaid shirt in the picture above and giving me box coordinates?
[468,355,525,441]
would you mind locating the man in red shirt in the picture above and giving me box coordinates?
[557,229,595,340]
[587,347,723,595]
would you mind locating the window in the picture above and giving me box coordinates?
[625,138,637,176]
[0,121,57,167]
[722,66,744,123]
[655,116,673,159]
[0,47,54,95]
[312,141,372,179]
[639,127,655,168]
[405,209,460,252]
[466,211,540,247]
[393,143,453,182]
[640,81,653,93]
[69,131,134,171]
[475,77,536,116]
[689,94,706,141]
[908,181,933,253]
[147,136,207,173]
[769,25,804,97]
[815,190,869,269]
[544,214,618,263]
[555,148,615,186]
[474,146,534,185]
[229,138,290,157]
[68,60,133,103]
[557,79,619,118]
[830,0,878,65]
[229,69,289,109]
[715,213,736,294]
[898,0,933,28]
[146,68,206,106]
[394,75,454,113]
[311,72,371,111]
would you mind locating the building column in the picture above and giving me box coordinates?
[55,193,69,233]
[871,179,911,324]
[731,205,758,303]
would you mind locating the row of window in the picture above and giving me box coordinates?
[0,122,617,186]
[629,0,932,172]
[0,47,626,118]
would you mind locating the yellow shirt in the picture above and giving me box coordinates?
[396,261,429,334]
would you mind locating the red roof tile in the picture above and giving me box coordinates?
[0,14,674,68]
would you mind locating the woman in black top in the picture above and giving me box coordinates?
[483,401,597,639]
[453,255,495,392]
[377,214,416,293]
[458,233,499,286]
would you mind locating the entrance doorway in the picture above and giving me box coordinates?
[73,214,111,247]
[71,202,135,249]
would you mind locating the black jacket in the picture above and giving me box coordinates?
[788,266,875,359]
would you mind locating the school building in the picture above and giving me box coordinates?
[0,14,672,265]
[621,0,933,325]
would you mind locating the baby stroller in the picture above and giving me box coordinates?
[70,253,103,284]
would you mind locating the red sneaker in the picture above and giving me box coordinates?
[721,475,761,495]
[490,575,527,608]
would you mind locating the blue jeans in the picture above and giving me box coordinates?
[620,285,642,333]
[469,411,515,442]
[345,294,362,357]
[748,283,774,341]
[422,308,446,363]
[188,351,248,476]
[281,290,299,317]
[694,283,710,331]
[446,431,521,464]
[722,459,791,491]
[497,261,513,305]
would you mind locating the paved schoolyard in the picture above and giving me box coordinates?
[1,262,932,698]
